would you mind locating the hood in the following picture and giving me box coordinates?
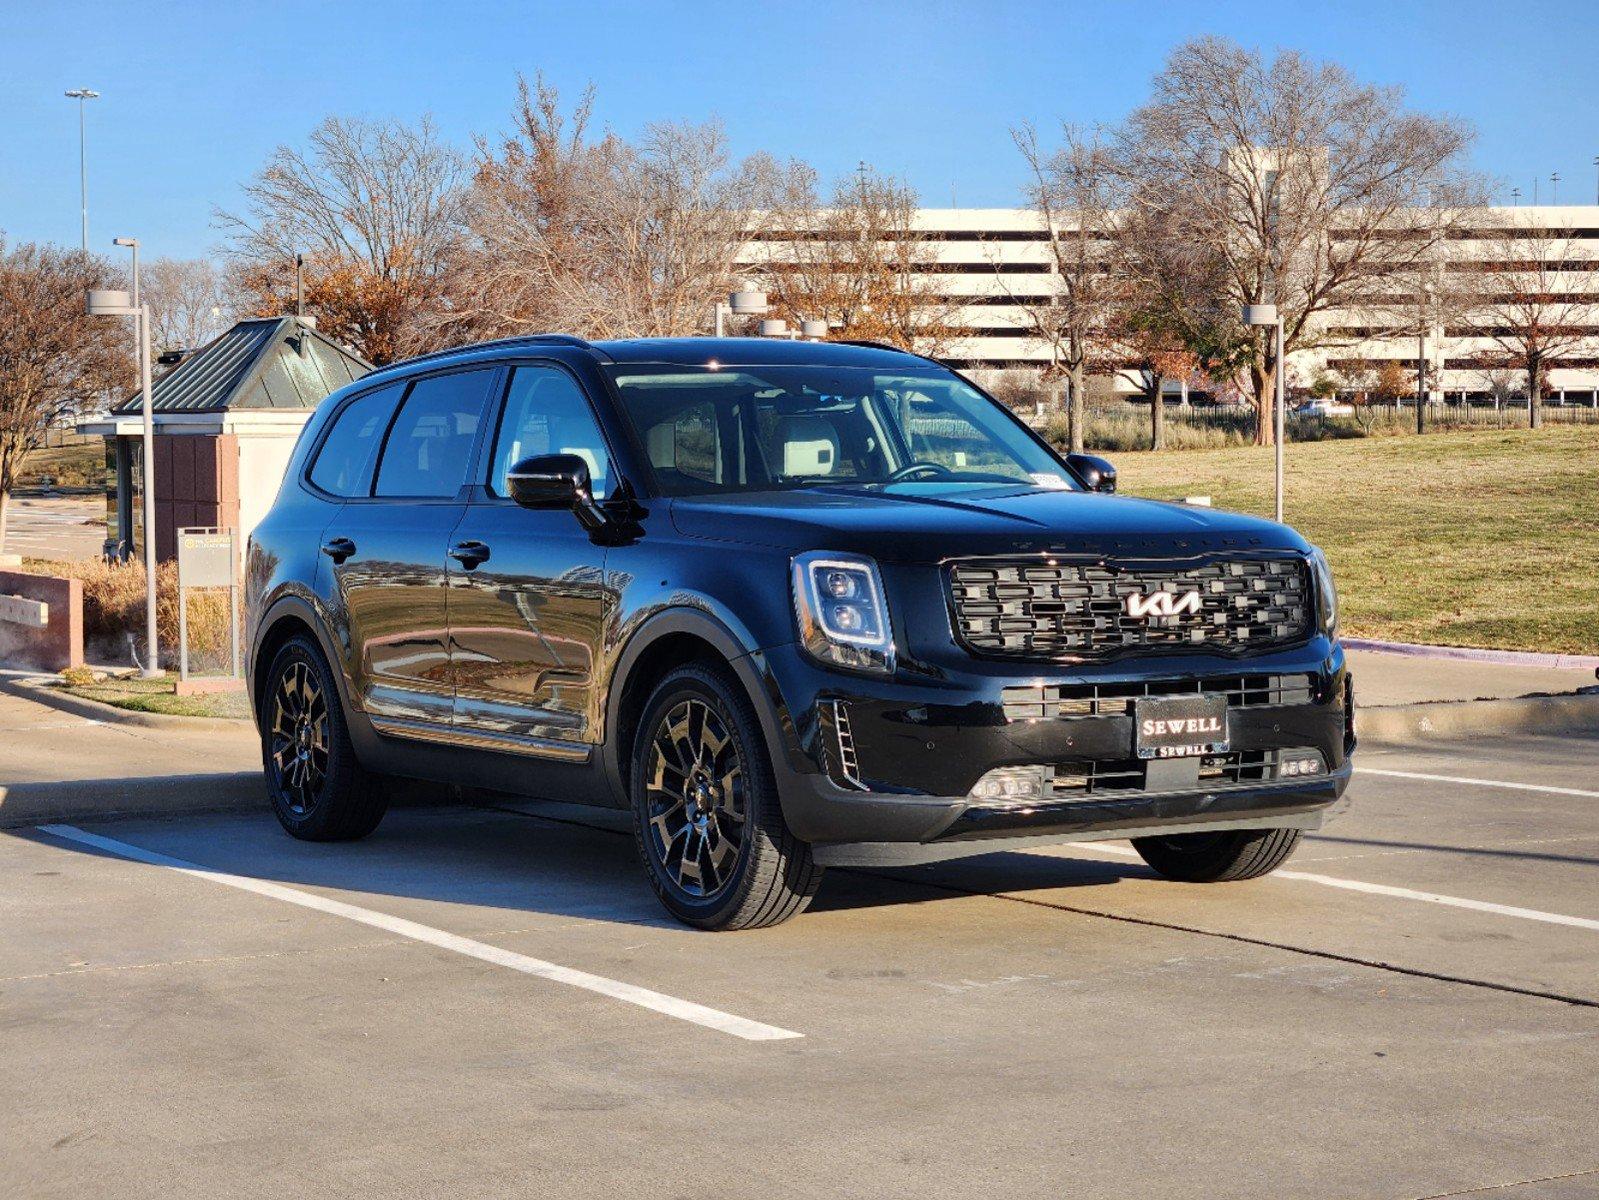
[668,484,1310,563]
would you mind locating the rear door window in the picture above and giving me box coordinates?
[307,384,403,497]
[374,369,496,499]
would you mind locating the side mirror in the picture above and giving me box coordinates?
[1066,452,1117,494]
[506,453,610,535]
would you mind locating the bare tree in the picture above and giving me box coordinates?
[458,73,756,340]
[1120,37,1483,445]
[0,239,130,553]
[750,160,960,356]
[1475,217,1597,428]
[1001,123,1126,453]
[1466,349,1521,410]
[143,257,232,358]
[1113,198,1246,449]
[218,115,468,364]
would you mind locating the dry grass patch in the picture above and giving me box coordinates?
[1114,425,1599,654]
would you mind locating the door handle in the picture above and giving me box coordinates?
[320,536,356,564]
[448,540,491,569]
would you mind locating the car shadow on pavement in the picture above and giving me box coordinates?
[24,799,1154,929]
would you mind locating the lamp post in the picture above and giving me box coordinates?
[1551,172,1561,205]
[1242,303,1286,523]
[715,286,768,336]
[1511,187,1521,207]
[89,246,161,678]
[1416,281,1435,436]
[63,88,99,255]
[1593,157,1599,205]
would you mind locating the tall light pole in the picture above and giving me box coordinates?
[1551,172,1561,205]
[1511,187,1522,207]
[1242,304,1286,523]
[1593,156,1599,205]
[90,237,162,678]
[63,88,100,255]
[1416,281,1435,436]
[714,285,768,336]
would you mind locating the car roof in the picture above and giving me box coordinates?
[360,334,931,384]
[591,337,927,369]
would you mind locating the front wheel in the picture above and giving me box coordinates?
[630,663,822,930]
[1132,828,1302,882]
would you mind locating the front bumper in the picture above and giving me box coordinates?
[755,639,1355,867]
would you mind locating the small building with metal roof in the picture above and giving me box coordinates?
[80,315,371,563]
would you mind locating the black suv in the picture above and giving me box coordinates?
[245,336,1352,929]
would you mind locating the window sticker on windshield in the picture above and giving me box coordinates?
[1030,472,1070,490]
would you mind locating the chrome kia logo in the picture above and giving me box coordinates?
[1125,591,1201,618]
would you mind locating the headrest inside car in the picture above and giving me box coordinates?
[777,415,838,476]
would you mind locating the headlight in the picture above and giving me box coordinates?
[792,552,895,674]
[1309,547,1337,637]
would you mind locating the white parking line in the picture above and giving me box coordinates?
[1356,767,1599,799]
[38,824,803,1043]
[1062,843,1599,932]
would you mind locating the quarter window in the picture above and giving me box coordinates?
[373,369,496,499]
[488,366,612,498]
[307,384,404,498]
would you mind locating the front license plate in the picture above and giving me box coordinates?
[1133,694,1229,760]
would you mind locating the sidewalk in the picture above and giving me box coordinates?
[1347,648,1596,707]
[0,684,260,826]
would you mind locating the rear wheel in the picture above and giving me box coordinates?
[1132,827,1302,882]
[261,634,387,841]
[630,663,821,930]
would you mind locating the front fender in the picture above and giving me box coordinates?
[599,603,800,810]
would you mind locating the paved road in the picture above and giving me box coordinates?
[3,495,104,562]
[3,732,1597,1199]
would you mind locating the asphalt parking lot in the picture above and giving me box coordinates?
[1,495,104,562]
[3,731,1597,1199]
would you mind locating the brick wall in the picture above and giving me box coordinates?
[153,434,240,562]
[0,570,84,671]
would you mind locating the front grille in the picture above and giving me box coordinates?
[949,556,1311,661]
[1001,674,1315,722]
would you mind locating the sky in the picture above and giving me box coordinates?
[3,0,1598,262]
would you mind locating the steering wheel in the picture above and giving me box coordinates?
[885,461,955,484]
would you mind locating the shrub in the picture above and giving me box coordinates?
[17,558,236,672]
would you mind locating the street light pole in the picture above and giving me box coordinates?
[94,237,162,678]
[63,89,100,255]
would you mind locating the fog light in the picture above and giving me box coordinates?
[1278,753,1325,778]
[969,765,1051,802]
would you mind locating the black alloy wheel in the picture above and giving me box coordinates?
[260,634,388,842]
[631,664,821,930]
[643,697,749,899]
[269,659,330,816]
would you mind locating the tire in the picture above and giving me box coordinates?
[260,633,388,842]
[1131,827,1302,883]
[630,663,822,930]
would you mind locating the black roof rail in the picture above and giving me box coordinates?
[372,333,602,374]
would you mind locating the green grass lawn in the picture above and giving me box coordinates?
[1113,426,1599,655]
[57,673,250,720]
[17,441,106,490]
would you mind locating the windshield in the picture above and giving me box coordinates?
[603,363,1078,496]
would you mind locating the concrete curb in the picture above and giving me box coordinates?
[0,673,250,731]
[1357,691,1599,743]
[0,774,264,828]
[1344,638,1599,672]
